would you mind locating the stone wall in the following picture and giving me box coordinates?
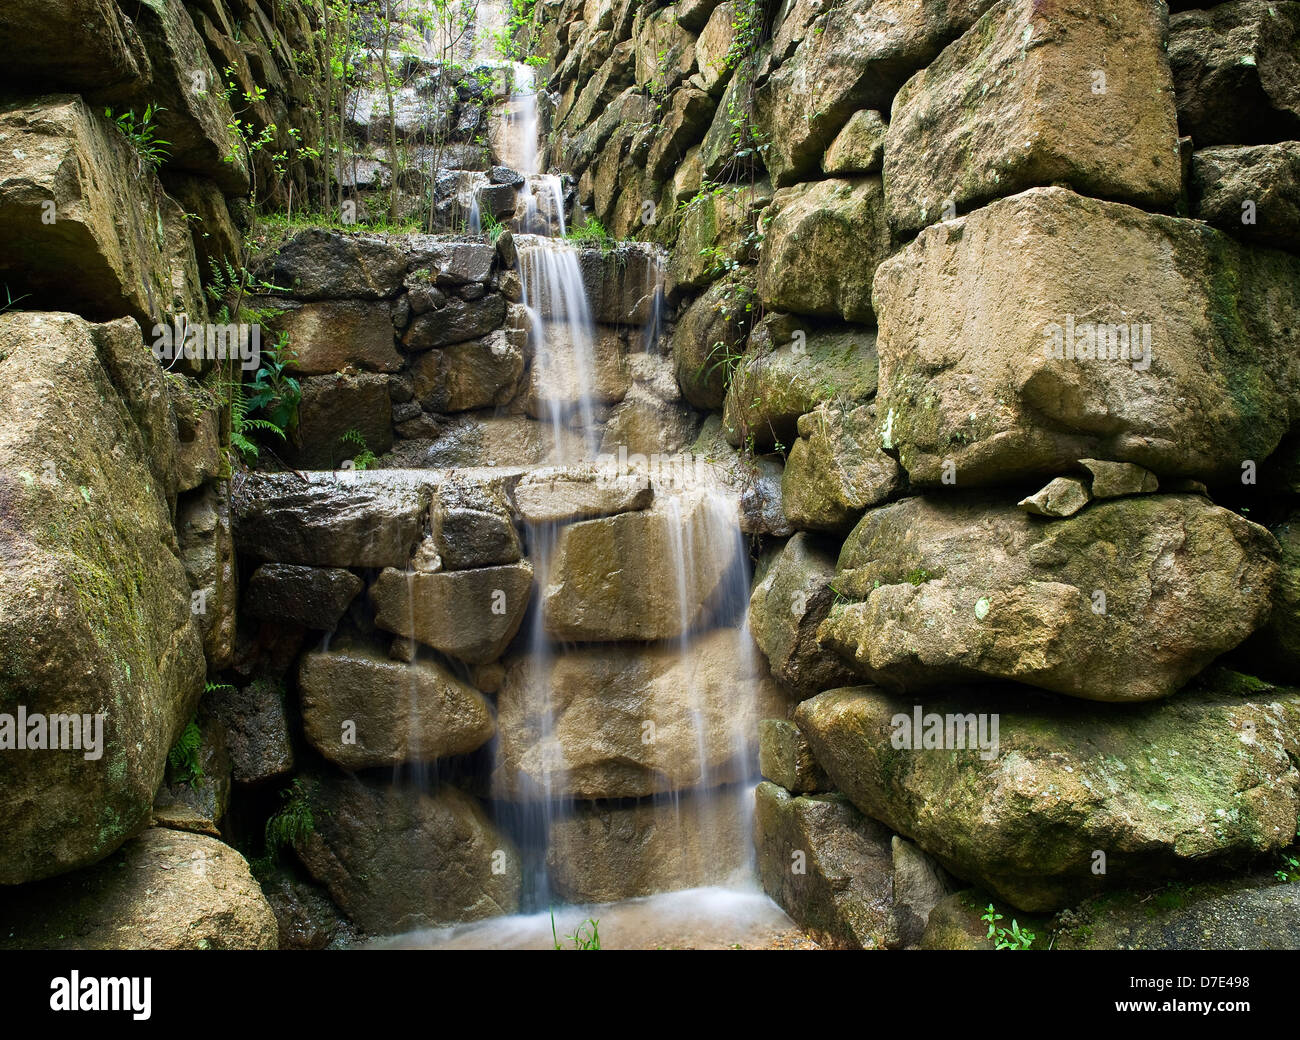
[0,0,327,946]
[532,0,1300,946]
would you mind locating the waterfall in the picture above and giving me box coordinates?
[517,236,599,462]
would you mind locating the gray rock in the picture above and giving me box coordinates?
[298,646,495,768]
[758,718,831,793]
[233,472,429,569]
[204,679,294,785]
[294,774,521,935]
[1017,476,1092,518]
[1079,458,1160,499]
[370,562,534,665]
[243,564,362,630]
[257,229,407,300]
[1192,142,1300,250]
[754,782,900,949]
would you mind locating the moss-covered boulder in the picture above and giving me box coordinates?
[750,533,860,699]
[782,402,903,532]
[796,674,1300,911]
[756,177,890,323]
[873,186,1300,488]
[0,828,276,949]
[723,322,879,451]
[821,493,1277,702]
[672,272,755,410]
[0,313,205,885]
[754,782,899,949]
[0,95,207,327]
[668,183,765,293]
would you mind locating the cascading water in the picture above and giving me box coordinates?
[396,1,772,941]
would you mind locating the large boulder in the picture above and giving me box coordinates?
[1191,143,1300,251]
[233,472,431,569]
[0,829,276,949]
[254,229,407,300]
[298,646,496,768]
[0,0,149,97]
[1168,1,1300,147]
[370,562,534,665]
[821,493,1278,702]
[491,628,766,800]
[755,0,999,186]
[757,177,891,322]
[782,402,904,532]
[884,0,1181,236]
[270,299,403,374]
[294,775,521,935]
[541,491,742,642]
[796,675,1300,910]
[0,314,204,885]
[723,323,879,451]
[873,186,1300,488]
[0,95,206,326]
[750,533,860,699]
[754,782,899,949]
[546,787,752,903]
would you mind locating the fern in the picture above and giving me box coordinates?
[167,718,205,787]
[340,427,376,470]
[265,778,315,857]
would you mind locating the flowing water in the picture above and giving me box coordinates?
[385,5,784,945]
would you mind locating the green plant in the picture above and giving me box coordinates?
[480,210,506,243]
[550,910,601,950]
[246,330,301,435]
[105,104,171,169]
[265,777,315,856]
[1,284,28,314]
[340,427,377,470]
[229,380,285,464]
[167,717,205,787]
[566,214,616,251]
[982,904,1035,950]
